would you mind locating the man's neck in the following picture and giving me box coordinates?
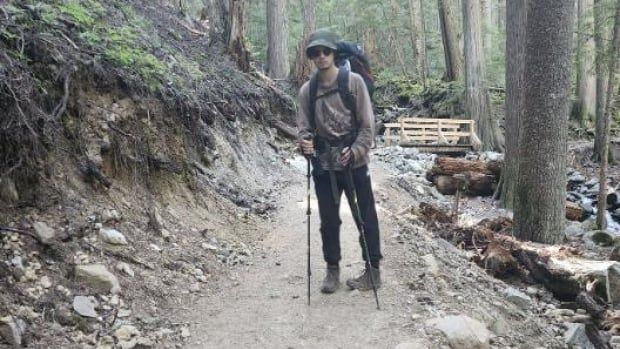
[317,65,338,85]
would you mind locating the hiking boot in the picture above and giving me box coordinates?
[320,265,340,294]
[346,266,382,291]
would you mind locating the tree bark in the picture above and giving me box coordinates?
[597,0,620,229]
[293,0,316,86]
[438,0,464,81]
[266,0,290,79]
[514,0,575,244]
[224,0,251,72]
[409,0,427,86]
[576,0,597,127]
[500,0,527,209]
[593,0,610,160]
[462,0,503,151]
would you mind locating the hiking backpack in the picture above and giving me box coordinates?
[308,41,374,131]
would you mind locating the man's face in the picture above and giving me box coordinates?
[308,46,335,70]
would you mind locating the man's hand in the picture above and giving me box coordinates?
[299,138,315,157]
[339,147,353,166]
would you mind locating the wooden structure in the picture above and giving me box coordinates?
[383,117,482,153]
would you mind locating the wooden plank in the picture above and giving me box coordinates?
[400,118,474,124]
[401,131,471,137]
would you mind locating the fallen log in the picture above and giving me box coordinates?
[433,171,496,196]
[566,201,589,221]
[429,157,502,178]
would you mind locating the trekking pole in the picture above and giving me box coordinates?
[345,166,380,310]
[305,154,312,306]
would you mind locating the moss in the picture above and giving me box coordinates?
[58,0,104,27]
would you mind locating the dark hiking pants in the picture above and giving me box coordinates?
[312,164,383,266]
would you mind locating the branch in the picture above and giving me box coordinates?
[52,73,71,119]
[58,31,79,50]
[3,81,38,138]
[107,121,134,138]
[0,226,41,243]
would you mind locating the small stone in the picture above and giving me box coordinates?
[115,325,140,341]
[189,283,200,293]
[569,314,591,323]
[117,309,132,318]
[109,295,120,306]
[39,275,52,289]
[504,287,532,309]
[73,296,98,318]
[180,327,190,338]
[94,223,103,230]
[426,315,491,349]
[75,264,121,294]
[99,228,128,245]
[134,336,154,349]
[421,254,440,276]
[33,222,55,245]
[545,308,575,317]
[102,209,122,223]
[611,336,620,344]
[201,243,218,251]
[116,262,135,277]
[394,340,428,349]
[149,244,161,252]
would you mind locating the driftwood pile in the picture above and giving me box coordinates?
[426,157,591,221]
[419,203,620,345]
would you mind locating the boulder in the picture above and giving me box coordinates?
[75,264,121,294]
[583,230,615,247]
[607,264,620,308]
[426,315,491,349]
[0,316,26,348]
[504,287,532,309]
[564,323,596,349]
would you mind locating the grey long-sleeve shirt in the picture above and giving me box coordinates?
[296,72,374,170]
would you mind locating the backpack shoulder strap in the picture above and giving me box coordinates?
[337,67,358,131]
[308,72,319,131]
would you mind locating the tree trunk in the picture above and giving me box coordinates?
[576,0,597,127]
[388,0,407,74]
[223,0,251,72]
[409,0,427,86]
[593,0,610,160]
[500,0,527,209]
[463,0,502,151]
[293,0,316,86]
[438,0,464,81]
[266,0,290,79]
[514,0,575,244]
[596,0,620,229]
[497,0,506,30]
[363,28,380,70]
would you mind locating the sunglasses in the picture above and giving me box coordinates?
[307,47,333,58]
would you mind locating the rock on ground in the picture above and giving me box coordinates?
[75,264,121,294]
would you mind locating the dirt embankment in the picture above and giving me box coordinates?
[0,1,296,347]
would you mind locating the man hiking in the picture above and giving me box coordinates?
[296,29,383,294]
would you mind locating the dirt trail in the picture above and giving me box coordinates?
[181,157,419,348]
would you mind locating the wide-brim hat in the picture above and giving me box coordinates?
[306,29,340,56]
